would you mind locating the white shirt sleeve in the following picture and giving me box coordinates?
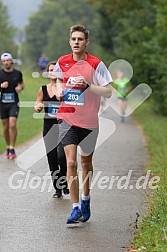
[93,61,113,86]
[52,61,63,79]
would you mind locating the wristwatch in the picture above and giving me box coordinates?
[86,81,91,89]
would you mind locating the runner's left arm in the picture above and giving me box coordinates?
[75,61,113,98]
[15,72,25,93]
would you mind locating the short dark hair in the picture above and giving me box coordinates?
[70,25,89,40]
[46,61,57,72]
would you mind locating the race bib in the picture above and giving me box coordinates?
[2,93,15,103]
[48,103,59,118]
[64,88,84,106]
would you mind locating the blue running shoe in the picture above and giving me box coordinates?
[81,198,91,222]
[67,207,83,224]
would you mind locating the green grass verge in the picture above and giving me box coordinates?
[0,69,47,153]
[132,100,167,252]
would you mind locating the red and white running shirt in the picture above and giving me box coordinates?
[53,52,112,128]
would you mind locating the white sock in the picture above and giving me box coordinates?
[82,194,90,201]
[73,203,80,209]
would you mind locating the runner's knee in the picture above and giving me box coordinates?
[81,160,92,171]
[10,122,16,130]
[67,159,77,171]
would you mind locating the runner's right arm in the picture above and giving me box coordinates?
[34,87,44,112]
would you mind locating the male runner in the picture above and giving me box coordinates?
[53,25,112,224]
[0,53,24,159]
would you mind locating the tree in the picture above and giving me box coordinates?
[151,0,167,114]
[25,1,58,63]
[25,0,101,65]
[88,0,157,86]
[112,1,156,86]
[0,0,15,55]
[44,17,73,60]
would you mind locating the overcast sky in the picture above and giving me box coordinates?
[3,0,43,29]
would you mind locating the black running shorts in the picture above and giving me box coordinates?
[0,103,19,119]
[58,119,99,154]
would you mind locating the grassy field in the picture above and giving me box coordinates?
[0,69,47,153]
[132,100,167,252]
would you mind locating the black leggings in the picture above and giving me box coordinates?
[43,123,68,191]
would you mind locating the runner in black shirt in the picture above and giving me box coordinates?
[34,61,69,198]
[0,53,24,159]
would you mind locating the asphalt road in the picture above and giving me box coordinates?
[0,109,148,252]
